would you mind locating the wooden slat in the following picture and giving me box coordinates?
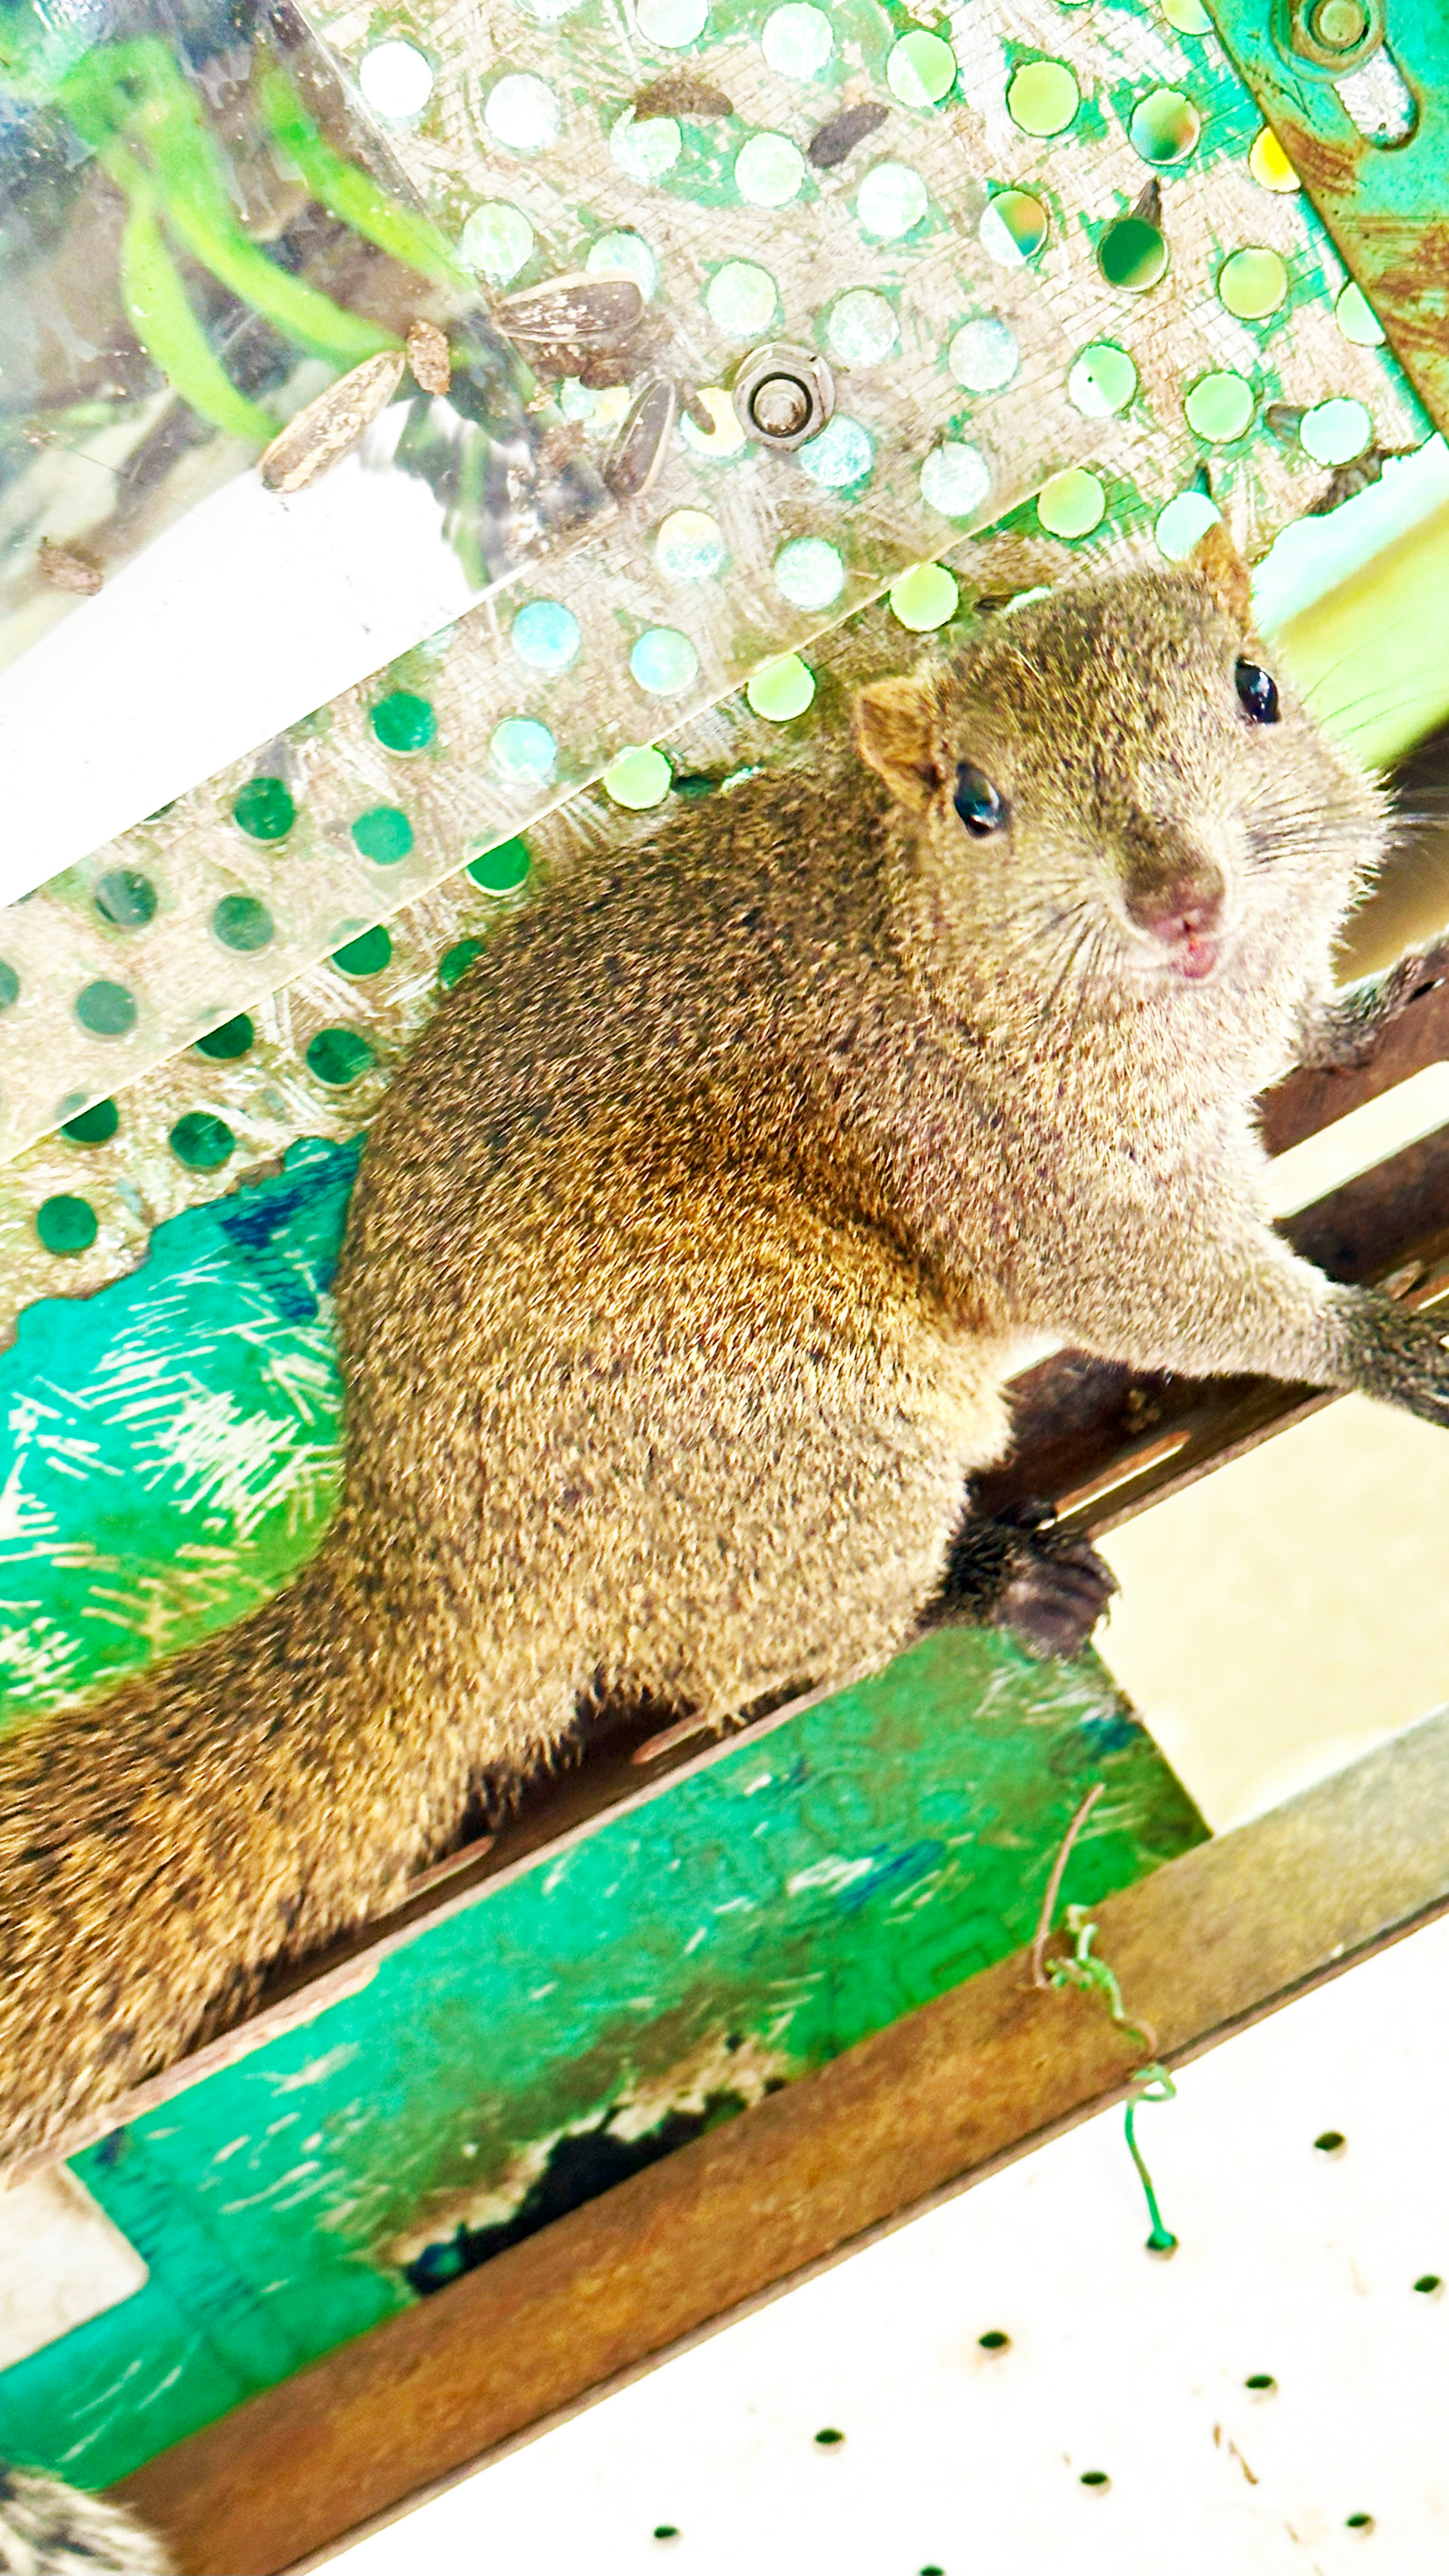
[117,1701,1449,2574]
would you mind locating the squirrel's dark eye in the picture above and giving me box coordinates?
[953,761,1009,837]
[1235,660,1280,724]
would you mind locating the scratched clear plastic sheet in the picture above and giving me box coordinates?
[0,0,1426,1176]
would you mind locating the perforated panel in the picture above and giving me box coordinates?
[321,1910,1449,2574]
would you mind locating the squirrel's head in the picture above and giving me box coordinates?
[853,528,1386,1025]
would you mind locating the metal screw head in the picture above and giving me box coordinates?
[731,342,834,451]
[1312,0,1369,45]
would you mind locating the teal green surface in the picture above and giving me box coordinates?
[0,1627,1203,2488]
[0,1140,1204,2488]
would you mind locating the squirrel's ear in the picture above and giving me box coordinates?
[1189,521,1254,630]
[854,675,944,810]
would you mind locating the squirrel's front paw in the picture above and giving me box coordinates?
[1347,1294,1449,1427]
[991,1519,1118,1659]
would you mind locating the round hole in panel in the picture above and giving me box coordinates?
[489,719,557,784]
[169,1110,235,1172]
[460,201,534,283]
[93,867,157,929]
[468,837,531,892]
[1156,491,1220,558]
[1130,88,1201,163]
[195,1014,254,1060]
[1218,246,1288,319]
[351,806,415,865]
[630,627,700,695]
[358,38,434,120]
[746,655,815,719]
[438,938,483,989]
[484,72,561,151]
[798,416,873,488]
[1249,125,1300,189]
[61,1098,118,1144]
[1184,369,1255,441]
[887,30,957,108]
[307,1027,376,1086]
[638,0,709,43]
[604,747,673,808]
[680,387,746,454]
[332,927,393,975]
[761,3,833,78]
[1038,468,1106,537]
[0,960,17,1009]
[1335,281,1385,345]
[36,1194,98,1255]
[1098,214,1168,291]
[920,440,992,520]
[979,189,1048,267]
[1162,0,1212,25]
[1068,342,1137,415]
[1007,59,1080,137]
[856,162,929,242]
[705,261,778,335]
[772,537,844,610]
[511,600,583,672]
[612,109,682,183]
[212,894,274,952]
[889,563,958,630]
[948,317,1018,393]
[232,776,295,841]
[1300,397,1372,464]
[371,691,436,753]
[655,510,727,580]
[586,231,658,297]
[826,288,897,364]
[735,132,807,206]
[75,978,137,1037]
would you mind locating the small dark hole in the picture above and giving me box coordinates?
[1314,2130,1347,2155]
[1245,2373,1277,2393]
[1080,2470,1111,2489]
[1346,2512,1374,2532]
[978,2329,1011,2351]
[1414,2274,1443,2295]
[814,2427,845,2447]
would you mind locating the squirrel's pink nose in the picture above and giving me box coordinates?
[1132,885,1223,946]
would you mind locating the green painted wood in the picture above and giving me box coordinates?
[0,1138,1205,2488]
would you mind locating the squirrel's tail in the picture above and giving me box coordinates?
[0,1522,483,2176]
[0,2464,170,2575]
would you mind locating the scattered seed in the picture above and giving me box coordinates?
[497,271,644,350]
[38,539,103,595]
[1130,175,1163,226]
[605,374,677,500]
[406,318,452,395]
[634,72,734,118]
[807,100,889,169]
[260,348,407,493]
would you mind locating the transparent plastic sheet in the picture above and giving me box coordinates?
[0,0,605,670]
[0,0,1428,1167]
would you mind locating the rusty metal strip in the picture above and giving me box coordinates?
[1205,0,1449,436]
[115,1698,1449,2574]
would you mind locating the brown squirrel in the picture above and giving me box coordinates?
[2,531,1446,2212]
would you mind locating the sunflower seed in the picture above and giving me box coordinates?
[633,73,735,118]
[38,540,102,595]
[259,348,407,493]
[497,272,645,351]
[806,100,888,169]
[604,374,677,500]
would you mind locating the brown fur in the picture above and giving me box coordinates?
[2,539,1445,2175]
